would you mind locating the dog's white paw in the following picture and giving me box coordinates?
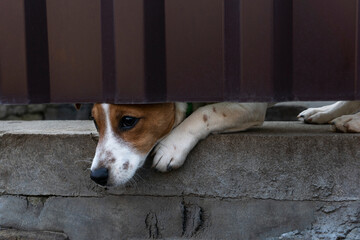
[297,106,335,124]
[152,130,197,172]
[330,113,360,133]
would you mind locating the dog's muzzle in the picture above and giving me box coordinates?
[90,167,109,186]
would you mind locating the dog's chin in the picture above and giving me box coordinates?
[107,170,138,187]
[99,179,128,188]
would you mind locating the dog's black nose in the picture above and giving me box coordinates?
[90,168,109,186]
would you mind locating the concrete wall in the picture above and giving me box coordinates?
[0,121,359,239]
[0,104,92,120]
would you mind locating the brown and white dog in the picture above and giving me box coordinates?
[89,101,360,186]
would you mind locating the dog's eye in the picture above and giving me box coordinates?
[119,116,139,131]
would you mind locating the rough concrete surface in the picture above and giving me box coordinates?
[0,229,69,240]
[0,121,360,239]
[0,104,92,121]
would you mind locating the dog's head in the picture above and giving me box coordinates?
[90,103,185,186]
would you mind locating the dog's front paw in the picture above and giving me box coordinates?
[330,113,360,133]
[297,106,335,124]
[152,130,197,172]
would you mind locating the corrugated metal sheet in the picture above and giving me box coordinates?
[0,0,359,103]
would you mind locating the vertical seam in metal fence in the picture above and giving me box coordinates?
[273,0,293,101]
[24,0,50,103]
[144,0,167,102]
[101,0,116,103]
[0,51,2,99]
[224,0,241,100]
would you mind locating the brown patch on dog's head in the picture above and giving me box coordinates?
[92,103,176,155]
[92,105,107,138]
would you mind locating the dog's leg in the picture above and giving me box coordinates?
[298,101,360,124]
[330,112,360,133]
[153,102,267,172]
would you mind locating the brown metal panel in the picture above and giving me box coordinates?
[273,0,293,101]
[144,0,167,102]
[224,0,241,100]
[0,0,28,103]
[24,0,51,103]
[357,0,360,99]
[47,0,103,102]
[165,0,225,101]
[1,0,360,103]
[293,0,357,100]
[113,0,146,102]
[240,0,274,101]
[101,0,116,103]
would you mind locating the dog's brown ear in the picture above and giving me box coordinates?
[74,104,82,110]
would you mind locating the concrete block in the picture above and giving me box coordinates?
[6,105,27,116]
[44,104,92,120]
[0,195,317,240]
[27,104,46,113]
[0,121,359,239]
[4,115,22,120]
[0,121,359,202]
[0,229,68,240]
[1,195,359,240]
[22,114,44,120]
[0,105,7,119]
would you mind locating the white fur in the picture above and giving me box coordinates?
[298,101,360,124]
[331,112,360,132]
[298,100,360,132]
[91,104,147,186]
[152,102,267,172]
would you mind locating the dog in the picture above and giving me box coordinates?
[89,101,360,187]
[298,101,360,132]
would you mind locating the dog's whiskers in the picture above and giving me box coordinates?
[127,177,138,188]
[74,159,92,164]
[133,173,145,184]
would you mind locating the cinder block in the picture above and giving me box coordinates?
[0,121,359,239]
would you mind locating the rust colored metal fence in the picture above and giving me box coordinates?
[0,0,359,103]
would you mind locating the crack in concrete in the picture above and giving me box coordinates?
[278,202,360,239]
[25,196,48,208]
[0,227,70,240]
[0,193,102,199]
[1,192,360,203]
[181,200,204,238]
[145,212,160,239]
[343,227,360,240]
